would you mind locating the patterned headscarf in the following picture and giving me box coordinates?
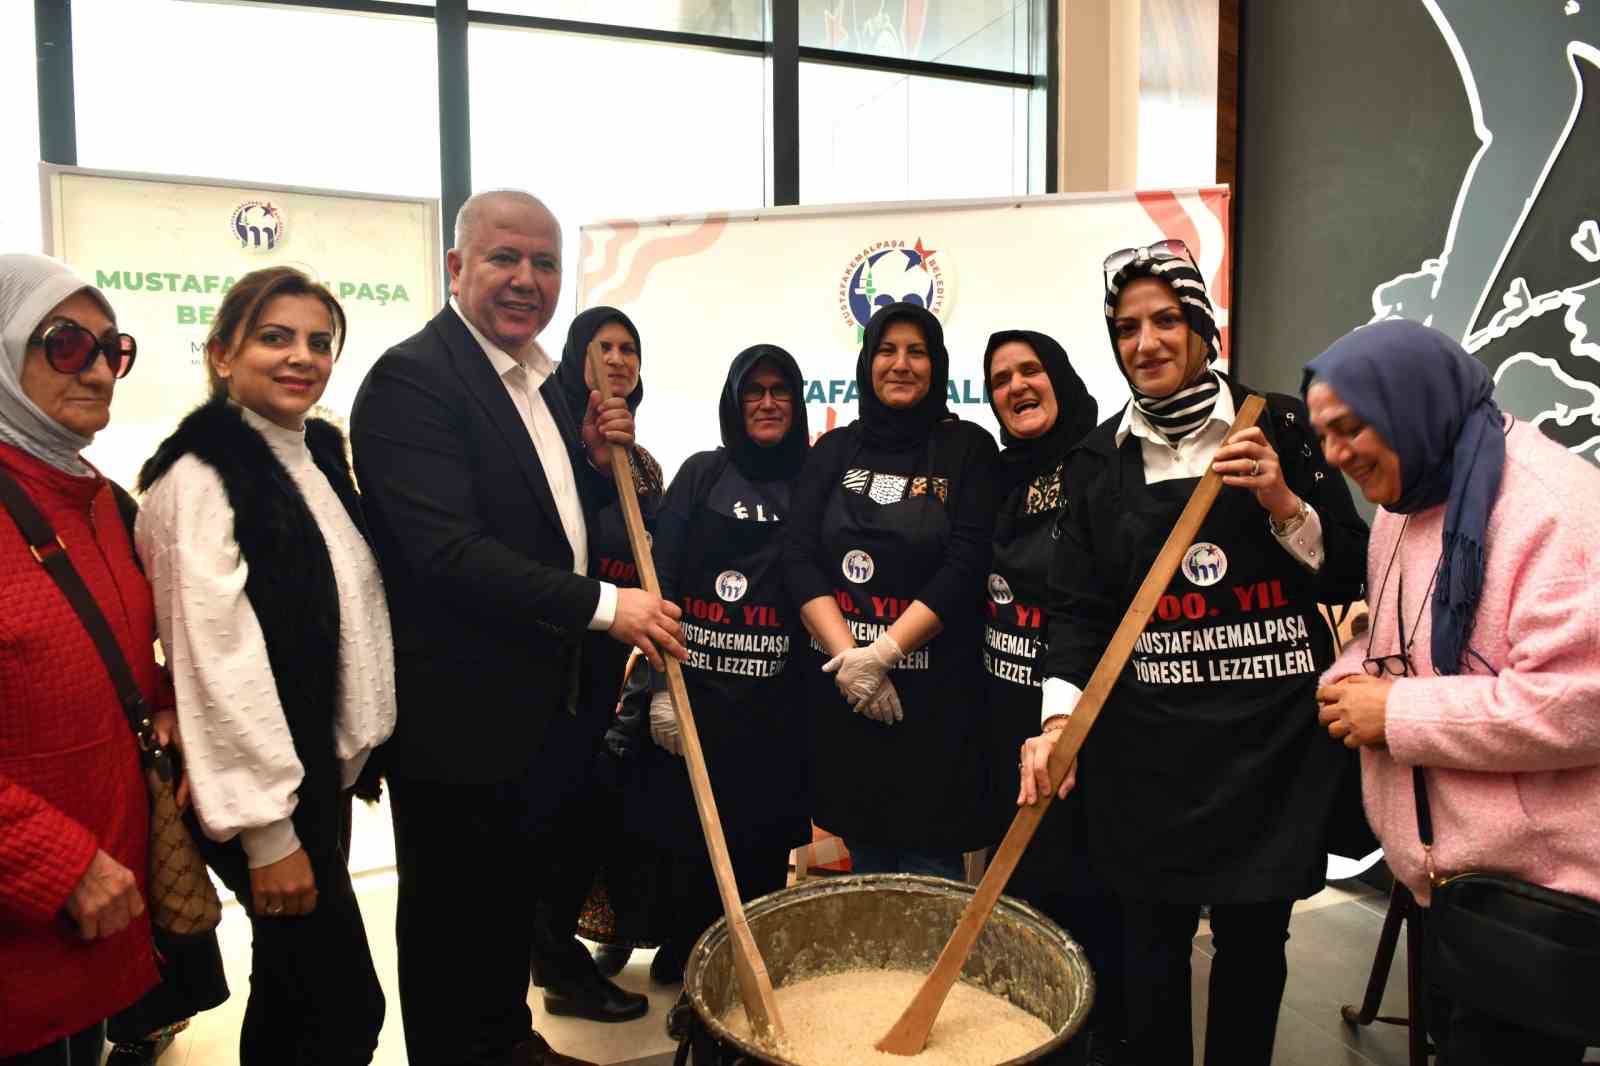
[1104,253,1222,444]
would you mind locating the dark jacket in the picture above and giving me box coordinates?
[1044,378,1372,898]
[1044,383,1369,688]
[350,307,617,784]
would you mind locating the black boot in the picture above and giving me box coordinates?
[649,940,689,985]
[592,942,633,978]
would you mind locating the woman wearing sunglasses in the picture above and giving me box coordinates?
[1309,320,1600,1065]
[1019,241,1369,1066]
[135,266,393,1065]
[0,254,160,1065]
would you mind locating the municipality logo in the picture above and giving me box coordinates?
[842,549,875,584]
[1182,542,1228,587]
[231,200,284,253]
[714,570,749,603]
[988,573,1014,605]
[836,238,950,341]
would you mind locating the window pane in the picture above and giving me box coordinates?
[1,3,42,252]
[800,63,1033,205]
[72,1,439,199]
[800,0,1036,74]
[471,1,766,40]
[469,25,768,344]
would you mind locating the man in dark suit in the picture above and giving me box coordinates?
[351,190,685,1066]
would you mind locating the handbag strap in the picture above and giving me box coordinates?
[0,468,170,781]
[1413,769,1435,847]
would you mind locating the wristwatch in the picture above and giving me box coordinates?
[1270,498,1310,538]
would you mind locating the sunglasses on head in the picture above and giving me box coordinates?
[1103,239,1197,285]
[29,320,138,380]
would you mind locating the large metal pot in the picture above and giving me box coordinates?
[680,874,1094,1065]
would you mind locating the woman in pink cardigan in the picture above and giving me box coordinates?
[1304,318,1600,1066]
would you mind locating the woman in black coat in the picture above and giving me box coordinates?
[633,343,813,983]
[1019,244,1368,1066]
[527,306,661,1020]
[784,302,998,878]
[981,329,1124,1060]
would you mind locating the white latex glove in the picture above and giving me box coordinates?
[650,690,683,756]
[859,675,903,724]
[822,634,904,710]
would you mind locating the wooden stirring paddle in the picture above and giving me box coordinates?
[876,394,1267,1056]
[584,340,786,1045]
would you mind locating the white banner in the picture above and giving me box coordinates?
[578,187,1232,477]
[43,164,441,490]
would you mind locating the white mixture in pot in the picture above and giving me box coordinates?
[722,968,1055,1065]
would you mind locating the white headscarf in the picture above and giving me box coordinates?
[0,254,117,475]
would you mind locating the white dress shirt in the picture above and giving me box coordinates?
[1041,385,1326,725]
[136,406,398,868]
[449,299,617,630]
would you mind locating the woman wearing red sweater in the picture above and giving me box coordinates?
[0,254,162,1064]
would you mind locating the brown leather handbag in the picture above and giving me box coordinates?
[0,471,221,935]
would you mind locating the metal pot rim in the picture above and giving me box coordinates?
[684,873,1094,1065]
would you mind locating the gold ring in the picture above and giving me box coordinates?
[1250,460,1261,477]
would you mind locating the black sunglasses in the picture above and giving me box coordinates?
[30,320,138,380]
[1102,238,1197,285]
[740,382,794,404]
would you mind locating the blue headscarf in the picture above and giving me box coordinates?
[1303,319,1505,675]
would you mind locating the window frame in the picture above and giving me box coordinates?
[32,0,1058,249]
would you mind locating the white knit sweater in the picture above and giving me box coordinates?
[135,406,396,868]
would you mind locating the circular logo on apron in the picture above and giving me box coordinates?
[988,572,1014,604]
[714,570,749,603]
[1182,542,1228,587]
[842,549,875,584]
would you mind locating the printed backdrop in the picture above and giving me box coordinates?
[578,187,1232,478]
[43,165,441,490]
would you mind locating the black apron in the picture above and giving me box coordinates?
[806,436,989,854]
[634,464,810,851]
[1078,440,1343,903]
[985,464,1080,881]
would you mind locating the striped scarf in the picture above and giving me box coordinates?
[1132,371,1221,447]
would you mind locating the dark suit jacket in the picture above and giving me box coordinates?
[351,306,611,784]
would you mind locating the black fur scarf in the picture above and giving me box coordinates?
[139,399,370,859]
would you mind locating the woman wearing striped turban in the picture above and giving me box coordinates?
[1017,241,1370,1066]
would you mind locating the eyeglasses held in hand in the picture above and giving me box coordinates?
[1102,238,1197,284]
[740,382,794,404]
[30,320,138,379]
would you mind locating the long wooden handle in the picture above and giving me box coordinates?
[585,341,786,1045]
[876,394,1267,1055]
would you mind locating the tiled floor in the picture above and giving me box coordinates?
[160,866,681,1066]
[158,876,1596,1066]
